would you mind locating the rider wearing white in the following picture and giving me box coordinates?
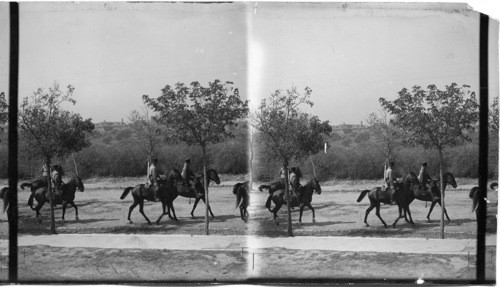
[149,159,159,201]
[418,161,439,202]
[385,162,396,204]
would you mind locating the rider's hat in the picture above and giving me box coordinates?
[185,158,191,163]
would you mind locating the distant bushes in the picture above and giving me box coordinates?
[253,142,493,182]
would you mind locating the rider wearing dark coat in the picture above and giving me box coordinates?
[182,158,202,198]
[418,161,439,202]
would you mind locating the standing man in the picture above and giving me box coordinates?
[385,162,396,204]
[182,158,202,198]
[418,161,439,202]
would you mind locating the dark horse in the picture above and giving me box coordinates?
[233,181,250,221]
[22,178,49,206]
[357,177,415,228]
[470,182,498,215]
[408,172,457,222]
[120,178,174,225]
[0,187,12,223]
[29,176,84,223]
[138,169,221,225]
[268,178,321,224]
[259,181,285,211]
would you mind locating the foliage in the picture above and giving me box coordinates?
[379,83,479,150]
[252,86,331,163]
[0,92,7,133]
[115,128,133,141]
[128,104,163,161]
[365,110,400,162]
[144,80,249,148]
[18,83,95,161]
[490,96,499,133]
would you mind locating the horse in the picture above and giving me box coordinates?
[357,178,415,228]
[268,178,321,224]
[120,177,176,225]
[30,176,84,223]
[233,181,250,221]
[0,187,12,223]
[408,172,457,222]
[470,182,498,215]
[155,168,221,224]
[259,181,285,211]
[22,178,49,207]
[357,186,394,228]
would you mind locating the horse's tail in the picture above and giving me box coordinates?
[357,190,370,202]
[20,182,31,190]
[265,194,273,210]
[120,187,134,200]
[469,187,478,199]
[233,183,241,195]
[258,185,269,192]
[0,188,8,213]
[236,190,243,208]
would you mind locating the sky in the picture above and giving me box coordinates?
[0,1,498,125]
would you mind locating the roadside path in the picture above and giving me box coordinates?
[0,234,494,256]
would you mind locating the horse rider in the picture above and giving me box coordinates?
[51,165,63,197]
[418,161,439,202]
[182,158,203,198]
[385,162,396,204]
[279,167,287,185]
[149,159,160,201]
[289,167,302,206]
[41,163,49,183]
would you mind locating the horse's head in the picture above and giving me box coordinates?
[207,169,221,185]
[310,178,321,195]
[404,172,419,184]
[444,173,457,188]
[73,176,84,192]
[168,169,183,182]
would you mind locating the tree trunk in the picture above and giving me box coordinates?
[309,152,316,178]
[46,158,56,234]
[202,144,209,235]
[283,160,293,236]
[438,148,445,239]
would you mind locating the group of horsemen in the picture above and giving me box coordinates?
[33,158,439,207]
[267,161,439,207]
[147,158,203,201]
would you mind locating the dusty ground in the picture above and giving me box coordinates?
[12,177,497,240]
[15,245,496,282]
[1,176,497,283]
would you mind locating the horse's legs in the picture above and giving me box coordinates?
[427,201,437,222]
[34,201,44,224]
[392,206,403,228]
[374,203,387,228]
[190,198,200,218]
[406,206,415,225]
[364,204,375,227]
[168,201,178,221]
[62,202,68,221]
[299,204,304,223]
[156,202,167,225]
[127,200,139,224]
[307,203,315,221]
[203,198,215,219]
[138,199,151,225]
[436,201,451,221]
[67,201,79,220]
